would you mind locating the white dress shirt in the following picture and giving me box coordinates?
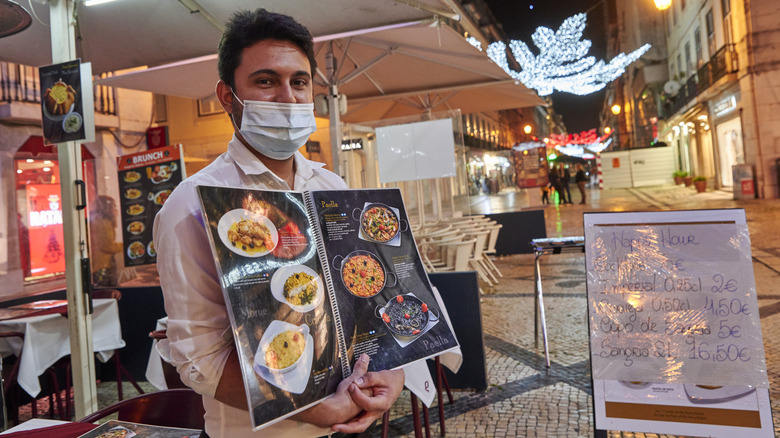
[154,135,345,438]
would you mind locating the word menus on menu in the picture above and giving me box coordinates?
[117,145,185,267]
[584,209,773,437]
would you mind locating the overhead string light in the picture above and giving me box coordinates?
[473,13,650,96]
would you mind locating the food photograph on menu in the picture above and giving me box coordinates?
[196,185,458,431]
[39,60,85,144]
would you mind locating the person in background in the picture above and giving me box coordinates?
[547,163,564,205]
[560,164,572,204]
[154,9,404,438]
[540,183,550,205]
[89,195,124,287]
[575,163,588,204]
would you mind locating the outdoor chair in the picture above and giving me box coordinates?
[77,388,205,430]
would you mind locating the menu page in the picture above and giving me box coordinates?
[585,209,773,437]
[310,188,459,372]
[197,186,341,431]
[117,145,184,267]
[78,420,200,437]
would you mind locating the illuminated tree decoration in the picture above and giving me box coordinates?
[483,14,651,96]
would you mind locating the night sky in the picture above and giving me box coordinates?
[484,0,608,133]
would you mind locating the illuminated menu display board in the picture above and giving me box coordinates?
[25,184,66,278]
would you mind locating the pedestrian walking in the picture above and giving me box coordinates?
[560,165,573,204]
[575,163,587,204]
[540,184,550,204]
[548,164,564,205]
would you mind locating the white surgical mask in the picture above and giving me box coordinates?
[232,92,317,160]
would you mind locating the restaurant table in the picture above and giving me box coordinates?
[145,317,168,390]
[0,299,126,398]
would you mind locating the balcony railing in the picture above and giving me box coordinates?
[1,62,116,116]
[662,44,737,119]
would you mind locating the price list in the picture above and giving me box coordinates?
[585,216,768,388]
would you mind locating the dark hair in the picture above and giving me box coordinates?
[218,9,317,89]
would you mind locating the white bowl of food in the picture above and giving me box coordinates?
[254,321,309,375]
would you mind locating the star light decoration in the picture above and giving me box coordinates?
[469,13,651,96]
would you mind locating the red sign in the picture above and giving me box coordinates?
[117,144,181,171]
[146,126,169,149]
[741,179,755,196]
[26,184,66,277]
[612,158,620,168]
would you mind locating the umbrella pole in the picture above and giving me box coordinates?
[49,0,98,419]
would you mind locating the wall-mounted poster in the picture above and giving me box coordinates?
[39,60,94,144]
[585,209,773,437]
[117,145,185,267]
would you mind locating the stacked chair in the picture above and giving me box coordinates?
[414,215,504,285]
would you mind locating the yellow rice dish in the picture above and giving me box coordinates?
[264,330,306,370]
[283,272,317,306]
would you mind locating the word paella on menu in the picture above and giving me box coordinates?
[117,145,185,267]
[197,186,458,431]
[585,209,774,437]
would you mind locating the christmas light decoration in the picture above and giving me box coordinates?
[483,14,651,96]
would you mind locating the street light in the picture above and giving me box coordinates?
[653,0,672,11]
[523,124,532,134]
[604,126,612,134]
[611,104,621,115]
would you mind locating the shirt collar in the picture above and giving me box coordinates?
[226,134,324,184]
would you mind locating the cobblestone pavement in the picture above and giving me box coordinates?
[380,184,780,438]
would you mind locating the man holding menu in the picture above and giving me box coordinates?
[154,9,404,438]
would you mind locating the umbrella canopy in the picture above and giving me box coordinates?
[0,0,449,74]
[89,19,543,119]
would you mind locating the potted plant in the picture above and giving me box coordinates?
[683,173,693,187]
[673,170,687,185]
[693,176,707,193]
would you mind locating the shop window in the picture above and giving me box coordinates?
[153,94,168,123]
[694,28,703,67]
[197,93,224,117]
[706,9,715,58]
[14,136,96,284]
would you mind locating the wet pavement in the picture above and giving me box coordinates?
[381,184,780,437]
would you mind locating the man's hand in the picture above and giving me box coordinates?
[331,356,405,433]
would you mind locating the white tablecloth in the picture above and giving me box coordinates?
[145,317,168,390]
[0,298,126,397]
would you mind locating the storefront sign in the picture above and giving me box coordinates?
[39,60,95,144]
[713,95,737,117]
[25,184,66,277]
[586,209,773,437]
[117,145,185,267]
[340,138,363,151]
[512,146,547,188]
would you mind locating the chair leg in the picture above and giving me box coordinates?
[422,403,431,438]
[410,393,423,438]
[434,357,446,436]
[381,410,390,438]
[114,351,145,400]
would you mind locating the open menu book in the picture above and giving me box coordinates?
[197,186,459,431]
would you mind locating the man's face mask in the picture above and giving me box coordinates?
[231,91,317,160]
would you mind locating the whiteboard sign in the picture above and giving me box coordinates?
[585,209,773,437]
[375,118,456,183]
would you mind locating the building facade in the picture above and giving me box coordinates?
[609,0,780,197]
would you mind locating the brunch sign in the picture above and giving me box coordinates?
[117,144,185,267]
[585,210,773,437]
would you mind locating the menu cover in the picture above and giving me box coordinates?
[78,420,200,437]
[117,145,185,267]
[197,186,459,430]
